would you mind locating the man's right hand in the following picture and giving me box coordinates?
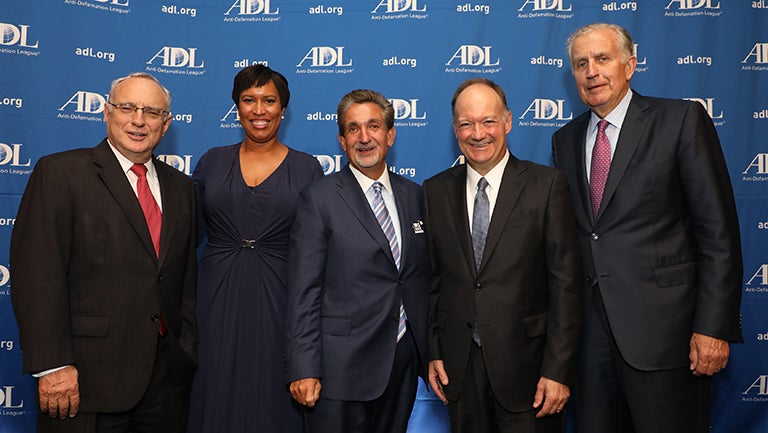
[428,360,449,404]
[38,365,80,419]
[289,377,322,407]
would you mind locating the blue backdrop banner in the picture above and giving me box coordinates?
[1,1,766,432]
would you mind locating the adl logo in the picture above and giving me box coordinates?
[446,46,498,66]
[147,47,205,68]
[0,386,23,408]
[743,43,768,64]
[519,99,573,121]
[297,47,352,67]
[0,23,38,48]
[0,144,31,167]
[390,99,426,120]
[157,155,194,175]
[518,0,572,12]
[59,91,107,114]
[372,0,426,13]
[665,0,719,10]
[225,0,279,15]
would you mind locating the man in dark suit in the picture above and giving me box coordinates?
[285,89,430,433]
[552,23,743,433]
[11,72,197,433]
[423,78,582,433]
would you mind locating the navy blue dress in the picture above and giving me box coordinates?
[188,144,323,433]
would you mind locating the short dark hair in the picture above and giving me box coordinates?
[336,89,394,136]
[231,65,290,108]
[451,78,509,125]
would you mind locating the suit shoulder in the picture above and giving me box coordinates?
[517,159,565,179]
[423,165,463,187]
[554,110,590,137]
[390,171,421,192]
[302,169,339,192]
[31,148,96,175]
[155,158,193,187]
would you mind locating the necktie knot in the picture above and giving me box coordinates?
[477,177,488,193]
[598,119,609,134]
[372,181,383,197]
[130,163,148,177]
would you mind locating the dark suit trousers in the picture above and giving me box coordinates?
[575,283,712,433]
[448,342,565,433]
[305,325,419,433]
[36,334,191,433]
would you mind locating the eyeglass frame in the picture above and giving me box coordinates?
[106,101,171,120]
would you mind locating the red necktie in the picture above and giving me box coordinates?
[130,163,162,257]
[130,163,166,335]
[590,119,611,219]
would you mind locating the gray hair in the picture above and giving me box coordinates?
[108,72,172,110]
[336,89,394,136]
[566,23,634,67]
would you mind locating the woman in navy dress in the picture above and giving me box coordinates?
[188,65,323,433]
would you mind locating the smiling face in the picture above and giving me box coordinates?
[338,102,395,180]
[570,27,636,118]
[104,77,171,163]
[237,80,285,147]
[453,83,511,176]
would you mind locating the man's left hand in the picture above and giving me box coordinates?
[689,332,729,377]
[532,376,569,418]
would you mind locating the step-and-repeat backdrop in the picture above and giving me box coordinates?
[1,1,766,432]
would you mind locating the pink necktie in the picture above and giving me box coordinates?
[130,163,162,257]
[590,119,611,219]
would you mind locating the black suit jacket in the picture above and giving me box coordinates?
[11,139,198,413]
[423,155,582,412]
[552,92,743,370]
[285,165,430,401]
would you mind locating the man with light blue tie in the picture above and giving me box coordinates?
[285,89,431,433]
[424,78,582,433]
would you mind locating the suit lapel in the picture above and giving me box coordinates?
[92,140,159,263]
[390,174,411,272]
[598,94,650,220]
[445,165,477,276]
[572,115,593,225]
[480,157,524,273]
[335,166,398,270]
[155,159,178,266]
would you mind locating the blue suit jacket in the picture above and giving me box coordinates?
[285,165,430,401]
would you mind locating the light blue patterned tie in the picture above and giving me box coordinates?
[472,177,490,271]
[372,182,407,342]
[470,177,489,346]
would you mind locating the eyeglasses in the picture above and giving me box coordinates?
[107,101,170,120]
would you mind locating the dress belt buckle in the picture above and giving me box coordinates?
[241,239,256,249]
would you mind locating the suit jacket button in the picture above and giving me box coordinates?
[158,274,164,281]
[151,314,159,322]
[590,233,599,240]
[474,282,481,291]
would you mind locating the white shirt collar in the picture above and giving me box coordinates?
[106,139,157,178]
[349,164,393,194]
[466,150,509,192]
[589,89,634,132]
